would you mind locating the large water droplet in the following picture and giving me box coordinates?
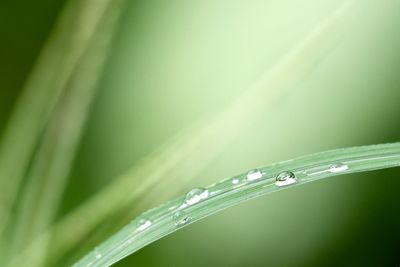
[185,188,209,205]
[328,163,348,173]
[137,218,152,231]
[275,171,297,187]
[173,211,189,226]
[246,169,264,181]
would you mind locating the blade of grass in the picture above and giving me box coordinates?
[73,142,400,267]
[0,0,114,245]
[6,1,126,266]
[11,1,356,266]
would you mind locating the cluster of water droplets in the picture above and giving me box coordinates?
[85,162,351,265]
[244,168,299,187]
[170,187,209,226]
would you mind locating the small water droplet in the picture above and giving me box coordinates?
[246,169,264,181]
[94,247,102,260]
[328,163,348,173]
[137,218,152,231]
[185,188,209,205]
[173,211,189,226]
[231,178,240,184]
[275,171,297,187]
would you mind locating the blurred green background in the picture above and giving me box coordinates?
[1,0,399,266]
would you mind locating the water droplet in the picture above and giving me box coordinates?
[328,163,348,173]
[185,188,209,205]
[94,247,102,260]
[246,169,264,181]
[231,178,240,184]
[275,171,297,187]
[173,211,189,226]
[137,218,152,231]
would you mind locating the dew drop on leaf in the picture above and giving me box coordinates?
[246,169,264,181]
[275,171,297,187]
[185,188,209,205]
[94,247,102,260]
[328,163,348,173]
[136,218,152,231]
[173,211,189,226]
[231,178,240,184]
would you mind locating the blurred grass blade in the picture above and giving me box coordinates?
[0,0,114,244]
[5,1,125,266]
[12,1,356,265]
[73,142,400,266]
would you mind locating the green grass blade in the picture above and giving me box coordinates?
[73,142,400,267]
[0,0,114,243]
[5,1,125,265]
